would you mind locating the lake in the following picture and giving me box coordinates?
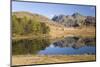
[12,36,96,55]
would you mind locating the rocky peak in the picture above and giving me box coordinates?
[72,12,83,18]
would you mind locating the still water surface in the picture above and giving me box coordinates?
[12,36,96,55]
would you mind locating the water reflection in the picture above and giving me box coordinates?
[12,36,96,55]
[53,36,95,49]
[12,38,50,55]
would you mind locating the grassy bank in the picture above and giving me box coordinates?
[12,26,96,40]
[12,34,50,40]
[49,26,96,39]
[12,55,96,66]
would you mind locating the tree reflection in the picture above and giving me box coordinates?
[12,38,50,55]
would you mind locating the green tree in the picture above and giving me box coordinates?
[12,15,22,35]
[12,15,50,35]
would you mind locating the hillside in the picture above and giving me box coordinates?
[12,11,96,39]
[52,12,96,27]
[13,11,51,22]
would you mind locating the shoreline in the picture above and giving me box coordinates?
[12,55,96,66]
[12,27,96,40]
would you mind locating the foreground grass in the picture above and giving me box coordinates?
[12,55,96,66]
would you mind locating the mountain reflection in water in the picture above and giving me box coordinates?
[12,36,96,55]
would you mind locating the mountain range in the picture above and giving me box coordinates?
[52,12,96,27]
[12,11,96,27]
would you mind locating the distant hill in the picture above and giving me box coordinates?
[12,11,95,39]
[13,11,96,27]
[12,11,52,22]
[12,11,65,28]
[52,12,96,27]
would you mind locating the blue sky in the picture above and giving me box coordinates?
[12,1,96,19]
